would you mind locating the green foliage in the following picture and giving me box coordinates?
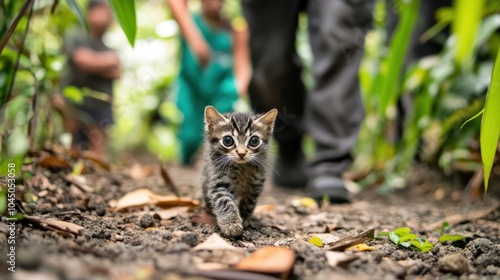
[480,45,500,193]
[380,227,434,253]
[107,0,137,46]
[64,0,87,31]
[0,188,7,215]
[452,0,484,69]
[434,221,467,243]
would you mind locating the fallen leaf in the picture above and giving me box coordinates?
[71,160,85,175]
[309,236,323,247]
[311,234,339,245]
[62,174,94,193]
[291,197,318,208]
[160,164,180,197]
[81,151,111,171]
[25,216,84,236]
[235,247,295,273]
[195,270,280,280]
[114,188,199,211]
[423,202,500,231]
[345,243,375,252]
[152,207,189,220]
[325,251,359,268]
[326,228,375,251]
[254,204,276,213]
[192,233,242,252]
[196,262,229,271]
[191,209,217,226]
[129,164,154,180]
[37,156,71,169]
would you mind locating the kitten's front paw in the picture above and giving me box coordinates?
[218,216,243,237]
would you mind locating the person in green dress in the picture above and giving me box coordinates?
[167,0,250,165]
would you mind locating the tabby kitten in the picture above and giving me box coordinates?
[201,106,278,237]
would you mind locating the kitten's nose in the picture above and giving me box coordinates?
[237,152,246,159]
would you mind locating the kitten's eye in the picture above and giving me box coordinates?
[248,136,260,147]
[221,136,234,147]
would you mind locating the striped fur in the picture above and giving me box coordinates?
[201,106,277,237]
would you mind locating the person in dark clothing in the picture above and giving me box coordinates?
[59,0,120,159]
[241,0,374,203]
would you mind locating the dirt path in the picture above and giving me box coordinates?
[1,158,499,280]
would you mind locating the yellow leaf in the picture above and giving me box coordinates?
[292,197,318,208]
[309,236,324,247]
[345,243,375,252]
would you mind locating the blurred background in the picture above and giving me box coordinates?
[1,0,499,193]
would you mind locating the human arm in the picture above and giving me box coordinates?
[167,0,211,67]
[72,48,121,79]
[233,27,250,96]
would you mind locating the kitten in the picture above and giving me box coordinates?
[201,106,278,237]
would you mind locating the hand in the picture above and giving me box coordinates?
[192,40,211,67]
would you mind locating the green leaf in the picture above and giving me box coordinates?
[377,0,419,116]
[461,108,483,129]
[64,0,88,31]
[439,234,467,243]
[393,227,412,237]
[378,231,390,237]
[63,86,84,104]
[400,241,413,248]
[452,0,484,69]
[389,232,400,245]
[0,189,7,215]
[399,234,418,243]
[411,238,434,253]
[108,0,136,46]
[309,236,323,247]
[442,222,451,232]
[481,45,500,193]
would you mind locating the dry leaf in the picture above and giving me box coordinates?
[191,209,217,226]
[195,270,280,280]
[192,233,242,252]
[37,156,71,169]
[235,247,295,273]
[114,188,199,211]
[312,234,340,245]
[196,262,229,271]
[81,151,111,171]
[325,251,359,268]
[129,164,154,180]
[63,174,94,193]
[254,204,276,213]
[326,228,375,251]
[160,164,180,197]
[25,216,84,236]
[152,207,189,220]
[345,243,375,252]
[25,174,52,190]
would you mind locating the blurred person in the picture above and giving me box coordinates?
[58,0,120,160]
[167,0,250,165]
[241,0,374,203]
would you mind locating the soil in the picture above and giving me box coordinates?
[1,154,500,280]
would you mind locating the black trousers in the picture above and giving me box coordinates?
[242,0,373,177]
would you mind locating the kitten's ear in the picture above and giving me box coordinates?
[204,106,227,126]
[256,109,278,128]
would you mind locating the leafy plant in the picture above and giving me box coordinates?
[434,222,467,243]
[379,227,434,253]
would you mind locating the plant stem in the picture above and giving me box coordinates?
[0,0,35,54]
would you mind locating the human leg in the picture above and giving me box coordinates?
[241,0,307,187]
[306,0,374,202]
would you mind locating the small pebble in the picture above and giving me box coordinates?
[438,253,473,275]
[140,214,155,228]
